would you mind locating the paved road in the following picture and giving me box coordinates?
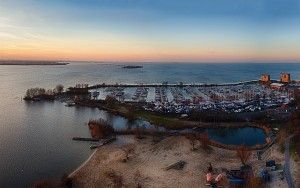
[284,135,295,188]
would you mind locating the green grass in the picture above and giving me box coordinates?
[134,110,188,129]
[102,101,246,130]
[102,102,183,129]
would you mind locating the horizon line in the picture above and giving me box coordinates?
[1,59,300,64]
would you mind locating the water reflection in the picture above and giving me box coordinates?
[2,63,288,187]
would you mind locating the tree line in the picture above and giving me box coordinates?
[24,84,64,100]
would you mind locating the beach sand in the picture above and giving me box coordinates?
[70,136,290,188]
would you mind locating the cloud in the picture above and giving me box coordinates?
[0,31,19,39]
[0,15,53,42]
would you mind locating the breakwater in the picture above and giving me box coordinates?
[69,80,260,90]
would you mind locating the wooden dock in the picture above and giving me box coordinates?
[72,137,100,142]
[90,137,117,149]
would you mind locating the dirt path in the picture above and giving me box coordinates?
[284,135,295,188]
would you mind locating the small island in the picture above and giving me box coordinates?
[122,65,143,69]
[0,60,68,65]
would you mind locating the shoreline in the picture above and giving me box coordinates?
[0,63,68,65]
[0,60,68,65]
[68,124,274,183]
[71,79,300,90]
[74,99,274,130]
[68,150,98,178]
[68,135,288,188]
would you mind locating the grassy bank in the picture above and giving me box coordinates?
[75,99,269,131]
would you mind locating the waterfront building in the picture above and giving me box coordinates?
[270,83,285,90]
[280,73,291,83]
[260,74,271,82]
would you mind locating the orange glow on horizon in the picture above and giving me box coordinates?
[1,39,300,62]
[1,48,300,62]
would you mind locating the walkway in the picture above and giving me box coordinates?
[284,135,295,188]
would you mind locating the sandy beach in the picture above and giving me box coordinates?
[69,135,292,188]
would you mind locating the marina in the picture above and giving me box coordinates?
[2,0,300,185]
[1,62,300,187]
[87,81,295,114]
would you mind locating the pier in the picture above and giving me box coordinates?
[67,79,295,116]
[72,137,100,142]
[83,80,260,90]
[89,137,116,149]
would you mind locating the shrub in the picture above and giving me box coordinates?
[88,119,114,139]
[25,88,46,98]
[185,133,197,150]
[105,95,118,108]
[104,170,124,188]
[236,145,252,165]
[197,132,210,150]
[133,125,145,139]
[245,176,265,188]
[55,84,64,93]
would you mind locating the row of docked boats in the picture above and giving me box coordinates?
[155,87,168,103]
[132,87,148,102]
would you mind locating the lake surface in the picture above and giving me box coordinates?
[0,62,299,187]
[206,127,266,146]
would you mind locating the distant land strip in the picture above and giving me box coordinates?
[0,60,68,65]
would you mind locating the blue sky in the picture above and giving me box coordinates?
[0,0,300,62]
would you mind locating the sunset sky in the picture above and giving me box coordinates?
[1,0,300,62]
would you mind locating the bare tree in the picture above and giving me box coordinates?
[104,170,124,188]
[105,95,118,108]
[197,132,210,150]
[88,119,114,139]
[236,145,252,166]
[149,126,156,142]
[121,145,134,162]
[134,125,144,139]
[126,105,136,122]
[25,88,46,98]
[245,176,265,188]
[185,133,197,150]
[55,84,64,93]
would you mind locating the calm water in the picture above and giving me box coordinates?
[0,62,299,187]
[207,127,266,146]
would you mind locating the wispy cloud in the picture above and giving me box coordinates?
[1,0,300,61]
[0,15,55,43]
[0,31,19,39]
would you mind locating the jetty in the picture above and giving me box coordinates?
[75,80,260,90]
[66,78,295,118]
[72,137,100,142]
[90,137,116,149]
[72,137,116,149]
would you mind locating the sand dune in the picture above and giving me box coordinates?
[70,136,290,188]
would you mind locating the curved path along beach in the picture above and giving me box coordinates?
[284,135,296,188]
[69,135,288,188]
